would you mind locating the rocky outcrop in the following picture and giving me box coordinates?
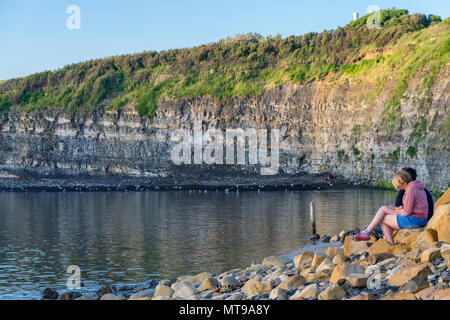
[0,65,449,190]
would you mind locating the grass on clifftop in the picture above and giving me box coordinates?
[0,9,448,122]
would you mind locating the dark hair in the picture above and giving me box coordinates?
[402,167,417,181]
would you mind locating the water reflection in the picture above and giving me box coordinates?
[0,188,396,299]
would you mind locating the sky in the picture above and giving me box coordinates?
[1,0,449,81]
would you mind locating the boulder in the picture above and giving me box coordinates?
[393,228,424,246]
[220,276,241,289]
[311,253,326,268]
[41,288,59,300]
[330,263,365,284]
[415,287,437,300]
[304,270,332,283]
[326,247,343,259]
[95,285,115,298]
[153,284,175,298]
[367,239,394,255]
[441,245,450,267]
[172,283,198,299]
[318,284,346,300]
[345,274,368,288]
[294,252,315,271]
[276,274,306,290]
[433,288,450,300]
[433,188,450,211]
[392,243,409,255]
[298,283,319,299]
[316,257,335,273]
[181,272,214,285]
[241,278,272,296]
[368,252,395,265]
[343,236,370,256]
[414,229,438,249]
[387,263,432,287]
[129,289,156,300]
[100,294,125,300]
[399,278,428,294]
[393,292,417,300]
[426,204,450,243]
[261,255,291,268]
[269,288,288,300]
[76,295,98,300]
[420,248,442,262]
[198,277,221,292]
[332,254,350,265]
[58,291,82,300]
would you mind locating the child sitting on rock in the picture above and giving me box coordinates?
[352,170,428,244]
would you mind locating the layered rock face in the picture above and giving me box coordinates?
[0,70,448,189]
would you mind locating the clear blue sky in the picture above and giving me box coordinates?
[1,0,449,81]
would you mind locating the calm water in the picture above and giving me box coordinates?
[0,188,397,299]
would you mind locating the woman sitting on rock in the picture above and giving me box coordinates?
[352,170,428,244]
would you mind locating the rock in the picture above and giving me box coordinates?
[416,287,437,300]
[143,279,159,289]
[95,285,115,297]
[181,272,214,285]
[241,278,272,297]
[326,247,343,259]
[399,278,428,294]
[393,292,417,300]
[321,234,331,243]
[316,257,335,273]
[225,292,244,300]
[427,204,450,243]
[414,229,438,249]
[173,283,199,299]
[367,239,394,255]
[392,243,409,255]
[220,276,241,289]
[269,288,288,300]
[368,252,395,265]
[312,253,327,268]
[433,288,450,300]
[420,248,442,262]
[330,235,340,242]
[441,245,450,268]
[343,236,370,256]
[198,277,221,292]
[318,284,346,300]
[304,270,332,283]
[267,268,284,281]
[58,291,82,300]
[330,263,365,284]
[294,252,315,271]
[298,283,319,299]
[159,278,177,286]
[41,288,59,300]
[129,289,156,300]
[393,228,424,246]
[433,188,450,210]
[347,292,375,300]
[261,255,291,268]
[332,254,350,265]
[153,284,175,298]
[276,274,306,290]
[387,263,432,287]
[345,274,368,288]
[100,294,125,300]
[152,296,172,300]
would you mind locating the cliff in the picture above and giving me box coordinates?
[0,10,449,190]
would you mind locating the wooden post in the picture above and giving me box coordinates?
[310,201,316,236]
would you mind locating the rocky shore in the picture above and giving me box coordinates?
[42,190,450,301]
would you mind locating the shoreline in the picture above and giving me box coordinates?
[40,219,450,300]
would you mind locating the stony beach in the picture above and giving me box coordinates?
[42,192,450,301]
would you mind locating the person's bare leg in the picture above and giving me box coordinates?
[364,206,397,234]
[380,214,399,244]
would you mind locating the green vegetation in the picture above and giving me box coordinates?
[0,9,448,120]
[389,146,401,160]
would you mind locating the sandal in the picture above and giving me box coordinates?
[351,231,370,241]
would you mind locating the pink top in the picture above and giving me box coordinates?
[399,180,428,219]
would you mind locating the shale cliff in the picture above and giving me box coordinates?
[0,10,449,190]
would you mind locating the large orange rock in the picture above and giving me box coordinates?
[433,288,450,300]
[343,236,370,256]
[387,263,432,287]
[367,239,394,255]
[426,204,450,243]
[413,228,438,249]
[434,188,450,211]
[330,263,365,284]
[294,252,315,271]
[393,228,424,246]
